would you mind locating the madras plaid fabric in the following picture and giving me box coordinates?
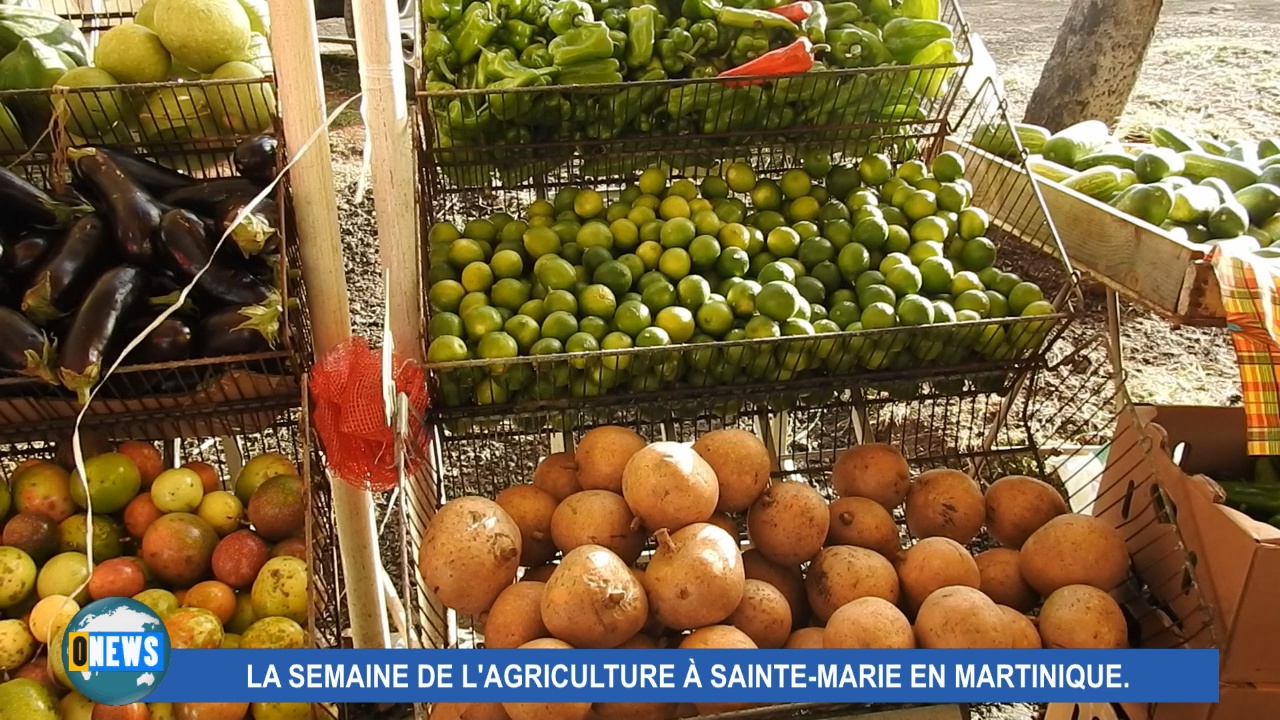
[1207,238,1280,455]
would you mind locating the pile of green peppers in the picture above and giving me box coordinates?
[1219,456,1280,528]
[422,0,959,187]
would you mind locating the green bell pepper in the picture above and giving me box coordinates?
[656,37,688,74]
[882,17,952,63]
[802,1,826,43]
[557,57,624,84]
[905,37,957,97]
[689,19,718,50]
[599,63,664,137]
[601,6,627,28]
[548,0,593,34]
[1220,480,1280,520]
[520,0,552,24]
[423,0,461,24]
[703,87,762,134]
[758,103,796,129]
[521,42,554,68]
[825,2,861,26]
[549,20,615,64]
[501,19,539,51]
[864,0,898,24]
[717,6,798,33]
[729,28,770,65]
[449,3,501,64]
[901,0,940,21]
[689,57,724,77]
[423,29,458,79]
[681,0,720,21]
[490,0,529,19]
[626,5,658,68]
[489,69,557,120]
[828,25,890,67]
[447,99,493,133]
[666,26,694,53]
[478,47,536,84]
[666,83,729,119]
[609,29,629,60]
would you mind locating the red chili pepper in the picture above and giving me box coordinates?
[718,37,820,87]
[766,1,812,22]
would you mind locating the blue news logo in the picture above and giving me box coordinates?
[61,597,172,706]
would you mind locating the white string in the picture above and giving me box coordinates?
[65,91,366,606]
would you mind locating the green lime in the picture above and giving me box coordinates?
[853,217,890,249]
[519,298,546,323]
[907,241,945,265]
[544,288,578,315]
[667,178,697,200]
[985,290,1010,318]
[428,279,466,312]
[902,190,938,222]
[655,306,696,343]
[633,194,661,212]
[541,310,579,342]
[758,260,797,285]
[751,179,783,211]
[691,209,721,237]
[910,216,950,245]
[779,257,806,278]
[641,280,677,312]
[954,289,991,317]
[787,196,821,223]
[659,195,691,221]
[574,189,604,219]
[459,291,490,318]
[614,300,652,337]
[491,278,531,311]
[896,159,928,183]
[933,299,957,324]
[463,219,497,243]
[915,177,942,194]
[428,222,461,245]
[726,279,760,317]
[628,205,657,228]
[577,220,614,250]
[777,168,811,200]
[677,275,712,309]
[592,260,633,297]
[717,246,750,278]
[725,162,756,193]
[473,378,510,405]
[638,270,668,292]
[860,301,897,330]
[490,249,524,280]
[802,150,833,179]
[765,227,800,257]
[638,167,667,196]
[579,316,610,341]
[659,248,692,279]
[826,219,854,249]
[992,271,1022,296]
[1008,300,1056,350]
[796,275,827,305]
[695,300,734,337]
[579,284,618,319]
[836,242,871,282]
[636,325,671,347]
[753,211,787,235]
[660,217,697,248]
[855,270,885,292]
[827,165,861,198]
[428,311,464,339]
[527,199,555,218]
[714,198,747,224]
[959,237,997,271]
[636,240,663,270]
[810,260,842,293]
[917,256,954,295]
[534,255,577,291]
[890,184,915,209]
[829,300,861,328]
[797,237,835,267]
[599,331,634,371]
[463,305,504,340]
[499,219,529,245]
[879,252,912,274]
[859,283,897,308]
[950,270,984,295]
[881,180,910,206]
[719,222,751,251]
[553,188,579,215]
[745,315,781,339]
[819,199,851,224]
[749,251,778,277]
[427,335,469,363]
[756,281,804,322]
[701,175,730,199]
[885,264,923,295]
[447,238,486,269]
[606,201,631,224]
[896,294,934,326]
[1008,282,1044,314]
[689,235,721,269]
[581,246,612,275]
[552,221,581,246]
[503,314,542,352]
[956,207,990,240]
[847,189,881,209]
[565,332,600,369]
[522,226,561,259]
[858,154,894,186]
[616,253,645,282]
[930,150,966,183]
[936,183,969,213]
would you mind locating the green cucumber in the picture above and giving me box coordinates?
[1116,169,1140,193]
[1061,166,1125,200]
[1198,138,1232,157]
[1150,126,1201,153]
[970,122,1051,159]
[1168,185,1220,225]
[1180,151,1260,191]
[1111,184,1173,226]
[1200,177,1236,204]
[1264,156,1280,170]
[1042,120,1112,168]
[1259,138,1280,159]
[1074,151,1135,171]
[1235,183,1280,224]
[1261,166,1280,186]
[1262,213,1280,244]
[1228,141,1260,166]
[1134,147,1186,183]
[1026,157,1078,184]
[1208,200,1250,239]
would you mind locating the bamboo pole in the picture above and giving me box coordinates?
[352,0,424,360]
[266,0,391,649]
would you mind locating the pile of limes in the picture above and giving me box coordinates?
[425,151,1058,406]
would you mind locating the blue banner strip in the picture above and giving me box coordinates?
[145,650,1220,704]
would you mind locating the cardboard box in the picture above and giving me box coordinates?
[1121,683,1280,720]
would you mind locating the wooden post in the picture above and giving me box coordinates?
[266,0,391,649]
[351,0,423,360]
[1024,0,1164,130]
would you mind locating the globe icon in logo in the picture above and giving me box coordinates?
[61,597,171,705]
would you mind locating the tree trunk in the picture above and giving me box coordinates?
[1024,0,1164,131]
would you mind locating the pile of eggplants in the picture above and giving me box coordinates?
[0,134,285,405]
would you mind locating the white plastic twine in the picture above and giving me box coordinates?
[65,91,366,605]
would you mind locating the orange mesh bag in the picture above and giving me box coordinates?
[310,336,429,491]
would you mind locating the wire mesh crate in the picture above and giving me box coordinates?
[417,0,973,193]
[0,387,347,715]
[391,328,1216,719]
[417,73,1076,414]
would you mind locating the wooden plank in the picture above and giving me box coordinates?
[943,138,1226,326]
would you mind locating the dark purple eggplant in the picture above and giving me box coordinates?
[57,265,147,404]
[0,306,56,383]
[0,166,90,231]
[157,208,277,307]
[68,148,164,265]
[21,214,110,324]
[198,303,281,356]
[216,197,280,256]
[86,147,197,196]
[3,232,53,280]
[125,314,193,365]
[161,177,262,216]
[233,135,279,187]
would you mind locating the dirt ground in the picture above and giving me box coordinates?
[313,2,1280,717]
